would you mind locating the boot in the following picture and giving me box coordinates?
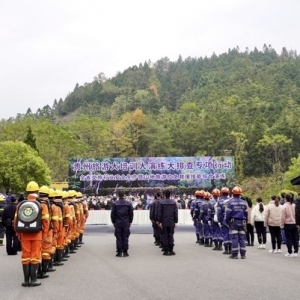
[209,238,213,247]
[64,245,70,258]
[228,244,232,254]
[37,260,49,279]
[222,245,229,255]
[22,264,30,287]
[29,264,41,287]
[217,242,223,251]
[53,249,64,266]
[229,254,238,259]
[212,241,218,250]
[116,249,122,257]
[195,234,200,243]
[163,250,170,256]
[169,246,176,256]
[204,238,210,247]
[75,238,81,248]
[123,250,129,257]
[79,233,84,244]
[70,242,76,254]
[199,238,204,245]
[47,255,56,272]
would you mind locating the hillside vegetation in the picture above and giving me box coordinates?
[1,44,300,198]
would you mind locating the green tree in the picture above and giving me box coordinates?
[24,126,38,153]
[0,141,51,193]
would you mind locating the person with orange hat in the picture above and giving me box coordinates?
[224,186,248,259]
[37,186,55,279]
[14,181,48,287]
[193,190,205,245]
[200,192,212,247]
[209,189,222,251]
[217,187,232,255]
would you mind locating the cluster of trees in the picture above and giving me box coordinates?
[1,45,300,197]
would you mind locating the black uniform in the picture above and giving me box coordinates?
[111,197,134,256]
[2,199,19,255]
[158,195,178,255]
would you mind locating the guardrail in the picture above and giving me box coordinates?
[85,209,193,225]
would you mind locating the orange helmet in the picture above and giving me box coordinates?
[212,189,220,197]
[232,186,242,195]
[204,192,210,199]
[221,187,230,194]
[195,190,205,197]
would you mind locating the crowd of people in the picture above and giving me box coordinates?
[185,188,300,259]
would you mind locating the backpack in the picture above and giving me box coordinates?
[15,200,42,233]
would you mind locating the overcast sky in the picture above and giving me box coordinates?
[0,0,299,120]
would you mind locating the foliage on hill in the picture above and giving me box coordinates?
[1,44,300,196]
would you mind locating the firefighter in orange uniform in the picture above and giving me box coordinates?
[67,190,79,252]
[15,181,45,287]
[63,191,74,255]
[37,186,53,279]
[52,189,66,265]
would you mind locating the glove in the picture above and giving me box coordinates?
[208,221,211,226]
[218,222,222,228]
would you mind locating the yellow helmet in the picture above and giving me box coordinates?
[55,189,63,198]
[26,181,39,192]
[39,185,49,195]
[68,190,76,198]
[76,192,83,198]
[0,195,5,201]
[48,188,56,198]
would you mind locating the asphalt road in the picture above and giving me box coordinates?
[0,225,299,300]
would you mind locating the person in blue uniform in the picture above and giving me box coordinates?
[111,191,134,257]
[158,190,178,256]
[224,186,248,259]
[217,187,231,254]
[1,194,19,255]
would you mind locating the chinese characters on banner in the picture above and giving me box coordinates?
[69,157,235,189]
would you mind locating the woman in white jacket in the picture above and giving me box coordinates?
[264,195,282,253]
[251,197,267,249]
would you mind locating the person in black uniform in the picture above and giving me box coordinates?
[111,191,134,257]
[150,193,162,246]
[2,194,19,255]
[158,190,178,256]
[0,194,7,247]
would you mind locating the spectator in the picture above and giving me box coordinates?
[245,197,254,246]
[281,193,298,257]
[251,197,267,249]
[264,195,282,253]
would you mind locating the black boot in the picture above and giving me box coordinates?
[228,244,232,254]
[229,254,238,259]
[196,234,200,243]
[116,249,122,257]
[199,238,204,245]
[53,249,64,266]
[123,250,129,257]
[70,242,76,254]
[22,264,30,287]
[29,264,41,287]
[222,245,229,254]
[75,238,81,248]
[204,238,210,247]
[79,233,84,244]
[217,241,223,251]
[64,245,70,258]
[47,255,56,272]
[169,246,176,256]
[212,241,218,250]
[37,260,49,279]
[163,250,170,256]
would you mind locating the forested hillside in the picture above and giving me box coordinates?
[1,45,300,196]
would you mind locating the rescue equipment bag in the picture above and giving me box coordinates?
[15,200,42,233]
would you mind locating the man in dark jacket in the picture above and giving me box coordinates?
[111,191,134,257]
[295,193,300,226]
[158,190,178,256]
[2,195,19,255]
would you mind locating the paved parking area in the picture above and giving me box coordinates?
[0,225,299,300]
